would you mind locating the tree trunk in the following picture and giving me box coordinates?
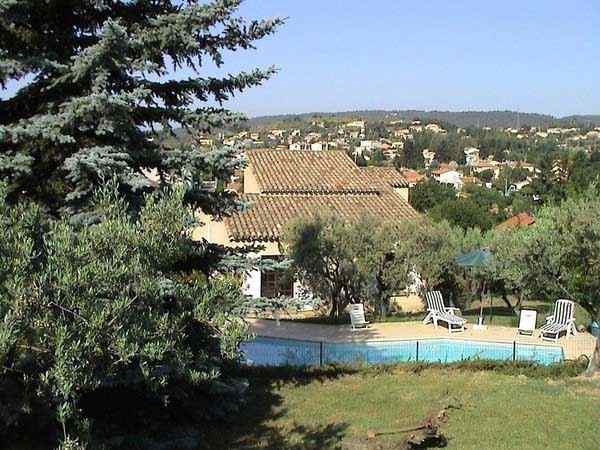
[584,334,600,377]
[329,302,336,318]
[500,287,516,315]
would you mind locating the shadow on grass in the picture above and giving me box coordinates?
[199,372,350,450]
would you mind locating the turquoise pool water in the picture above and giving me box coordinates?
[241,337,564,367]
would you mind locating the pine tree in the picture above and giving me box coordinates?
[0,0,282,219]
[0,2,284,447]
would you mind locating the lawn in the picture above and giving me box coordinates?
[201,365,600,450]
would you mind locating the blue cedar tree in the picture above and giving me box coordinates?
[0,0,282,219]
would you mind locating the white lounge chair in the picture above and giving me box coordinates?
[539,299,577,342]
[423,291,466,333]
[350,303,370,331]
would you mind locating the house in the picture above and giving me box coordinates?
[194,150,418,300]
[471,159,501,179]
[359,140,381,152]
[495,212,535,230]
[289,142,308,151]
[422,149,436,168]
[198,138,214,147]
[432,166,463,190]
[399,169,425,187]
[345,120,365,129]
[464,147,480,166]
[425,123,446,134]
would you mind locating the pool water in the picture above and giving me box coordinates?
[241,337,564,367]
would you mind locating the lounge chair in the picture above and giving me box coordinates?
[423,291,466,333]
[350,303,370,330]
[539,299,577,342]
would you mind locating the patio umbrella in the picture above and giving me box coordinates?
[455,249,492,268]
[455,249,493,325]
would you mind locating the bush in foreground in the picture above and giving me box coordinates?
[0,184,249,448]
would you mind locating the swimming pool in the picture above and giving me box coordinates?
[240,336,564,367]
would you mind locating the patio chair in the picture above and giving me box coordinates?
[349,303,370,331]
[423,291,466,333]
[539,299,577,342]
[517,309,537,336]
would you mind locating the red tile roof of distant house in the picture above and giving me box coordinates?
[400,169,425,184]
[496,212,535,230]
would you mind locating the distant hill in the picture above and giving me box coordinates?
[249,110,600,129]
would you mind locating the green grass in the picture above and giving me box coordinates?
[202,364,600,450]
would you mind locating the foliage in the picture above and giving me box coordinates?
[429,197,495,231]
[0,0,283,219]
[408,179,456,213]
[0,183,250,447]
[488,186,600,373]
[283,214,411,318]
[283,213,482,315]
[398,220,483,307]
[476,169,495,183]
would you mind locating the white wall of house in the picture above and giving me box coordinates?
[242,270,314,300]
[435,171,463,190]
[243,269,261,298]
[293,280,313,300]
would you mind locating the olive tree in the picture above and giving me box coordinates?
[283,214,478,318]
[491,187,600,375]
[283,214,411,318]
[0,183,249,447]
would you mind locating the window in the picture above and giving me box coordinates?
[261,269,294,299]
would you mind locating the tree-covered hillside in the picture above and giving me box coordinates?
[249,110,600,129]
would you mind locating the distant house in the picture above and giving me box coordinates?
[194,150,418,299]
[422,149,436,168]
[345,120,366,129]
[425,123,446,134]
[464,147,480,166]
[471,159,501,179]
[495,212,535,230]
[400,169,425,187]
[432,166,463,190]
[359,140,381,152]
[289,142,307,151]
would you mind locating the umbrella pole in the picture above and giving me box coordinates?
[479,280,485,325]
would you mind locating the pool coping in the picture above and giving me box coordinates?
[247,318,595,360]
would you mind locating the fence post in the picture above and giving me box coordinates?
[319,341,323,367]
[513,341,516,362]
[416,340,419,362]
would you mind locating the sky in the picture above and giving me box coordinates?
[2,0,599,118]
[213,0,600,118]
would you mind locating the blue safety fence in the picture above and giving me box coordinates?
[240,336,564,367]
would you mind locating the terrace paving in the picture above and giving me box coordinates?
[247,318,596,360]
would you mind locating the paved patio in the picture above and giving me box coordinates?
[247,318,597,360]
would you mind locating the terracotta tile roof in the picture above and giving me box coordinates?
[400,169,425,184]
[360,166,409,188]
[495,212,535,230]
[227,193,420,242]
[246,149,379,194]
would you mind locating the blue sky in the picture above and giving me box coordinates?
[216,0,600,117]
[2,0,598,118]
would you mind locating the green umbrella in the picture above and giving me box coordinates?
[455,249,493,326]
[455,249,492,268]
